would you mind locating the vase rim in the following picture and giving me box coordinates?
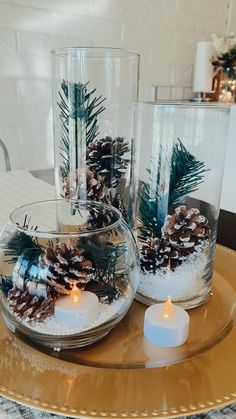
[51,47,140,59]
[9,199,124,238]
[135,100,231,111]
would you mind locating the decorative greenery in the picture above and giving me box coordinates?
[169,138,208,204]
[0,216,43,264]
[139,138,208,240]
[79,241,126,283]
[58,80,106,179]
[0,275,13,297]
[210,35,236,79]
[85,280,120,303]
[211,47,236,79]
[139,180,166,241]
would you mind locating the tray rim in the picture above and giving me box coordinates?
[0,244,235,419]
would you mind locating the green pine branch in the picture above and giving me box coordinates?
[139,138,208,240]
[58,80,106,179]
[138,181,167,240]
[0,275,13,297]
[169,138,208,205]
[78,241,126,283]
[0,216,44,264]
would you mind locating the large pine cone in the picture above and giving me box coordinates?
[7,286,55,322]
[39,243,94,294]
[87,136,130,188]
[162,205,210,256]
[140,237,182,273]
[62,169,105,201]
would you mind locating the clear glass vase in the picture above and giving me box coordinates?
[134,102,230,308]
[0,200,139,349]
[52,47,140,228]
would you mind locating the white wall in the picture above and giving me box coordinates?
[0,0,231,171]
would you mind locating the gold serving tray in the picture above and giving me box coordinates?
[0,245,235,418]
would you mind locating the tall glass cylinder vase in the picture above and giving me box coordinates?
[135,102,230,308]
[52,47,140,227]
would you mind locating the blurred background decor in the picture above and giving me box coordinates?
[211,34,236,102]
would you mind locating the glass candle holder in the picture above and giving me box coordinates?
[134,102,230,309]
[0,200,139,349]
[52,47,140,227]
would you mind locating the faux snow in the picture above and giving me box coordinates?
[8,296,127,336]
[138,252,208,302]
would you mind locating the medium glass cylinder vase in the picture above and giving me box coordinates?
[52,47,140,227]
[134,102,230,308]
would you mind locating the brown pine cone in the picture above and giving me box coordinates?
[62,169,105,201]
[140,237,182,273]
[86,207,117,231]
[162,205,210,256]
[87,136,130,188]
[39,243,94,294]
[111,192,128,221]
[7,285,55,322]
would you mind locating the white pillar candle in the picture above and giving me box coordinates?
[144,297,190,347]
[54,285,99,329]
[193,41,214,93]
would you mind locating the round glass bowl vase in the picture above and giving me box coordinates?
[134,102,230,309]
[0,200,139,349]
[52,47,140,228]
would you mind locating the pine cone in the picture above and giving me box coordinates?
[86,207,117,231]
[7,285,55,322]
[62,169,105,201]
[87,136,130,188]
[39,243,94,294]
[162,205,210,256]
[140,237,182,273]
[111,193,128,221]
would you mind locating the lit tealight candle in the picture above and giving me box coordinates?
[143,297,190,347]
[54,284,99,329]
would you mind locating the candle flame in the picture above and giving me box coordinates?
[70,284,81,304]
[161,296,174,319]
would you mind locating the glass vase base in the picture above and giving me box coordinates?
[134,290,211,309]
[1,312,112,349]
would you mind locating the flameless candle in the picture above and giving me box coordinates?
[54,284,99,329]
[143,297,190,347]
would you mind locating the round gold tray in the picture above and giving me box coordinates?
[0,245,235,418]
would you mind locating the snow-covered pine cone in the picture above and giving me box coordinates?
[39,243,94,294]
[87,136,130,188]
[162,205,210,256]
[140,237,182,273]
[86,207,117,231]
[7,285,55,322]
[62,169,105,201]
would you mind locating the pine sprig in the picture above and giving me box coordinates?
[138,182,167,240]
[139,138,208,240]
[0,216,43,264]
[58,80,106,179]
[169,138,208,205]
[0,275,13,297]
[78,241,126,282]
